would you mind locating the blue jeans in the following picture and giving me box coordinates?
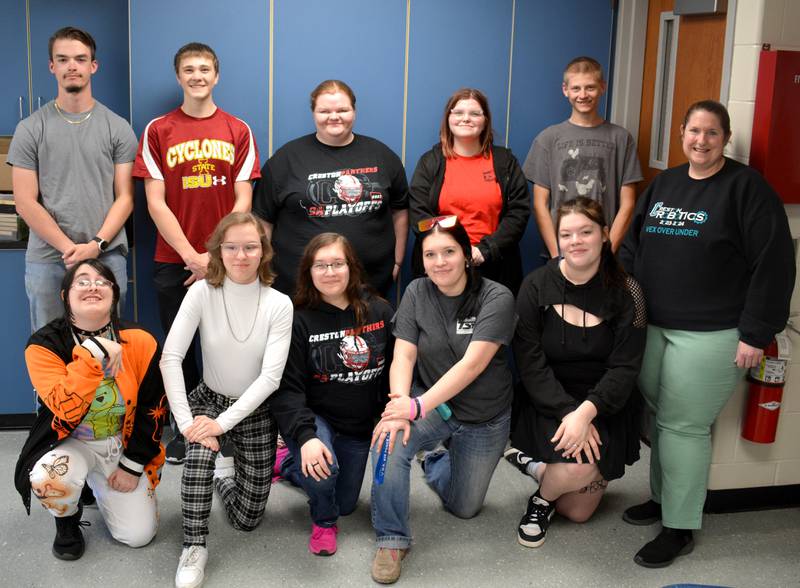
[282,415,371,527]
[371,407,511,549]
[25,249,128,331]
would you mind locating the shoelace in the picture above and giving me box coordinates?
[523,497,551,522]
[182,546,204,566]
[59,518,91,539]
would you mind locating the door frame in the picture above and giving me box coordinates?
[610,0,739,147]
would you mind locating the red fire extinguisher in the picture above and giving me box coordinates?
[742,337,788,443]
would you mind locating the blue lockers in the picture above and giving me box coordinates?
[2,0,616,418]
[0,1,30,134]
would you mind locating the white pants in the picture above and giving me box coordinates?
[29,436,158,548]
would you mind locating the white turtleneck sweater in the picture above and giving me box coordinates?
[160,277,293,432]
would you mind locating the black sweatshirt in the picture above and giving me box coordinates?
[619,158,795,348]
[268,297,394,446]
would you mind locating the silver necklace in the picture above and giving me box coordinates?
[221,282,262,343]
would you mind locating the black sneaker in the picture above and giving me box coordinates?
[79,483,97,508]
[622,499,662,526]
[219,437,234,458]
[517,492,555,548]
[165,434,186,464]
[504,447,536,478]
[53,504,90,560]
[634,527,694,568]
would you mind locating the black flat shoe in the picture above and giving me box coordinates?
[634,527,694,568]
[622,499,661,526]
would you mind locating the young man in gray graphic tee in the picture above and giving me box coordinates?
[523,56,642,258]
[8,27,137,330]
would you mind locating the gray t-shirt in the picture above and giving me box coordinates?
[523,120,642,227]
[8,100,138,262]
[392,277,515,423]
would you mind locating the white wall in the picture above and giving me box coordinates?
[709,0,800,490]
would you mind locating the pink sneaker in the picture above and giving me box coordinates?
[272,447,289,483]
[308,523,338,556]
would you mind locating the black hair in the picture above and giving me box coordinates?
[412,220,482,321]
[61,259,123,339]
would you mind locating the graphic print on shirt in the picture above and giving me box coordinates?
[308,320,387,384]
[557,145,608,197]
[456,316,477,335]
[303,167,385,218]
[72,378,126,441]
[645,201,708,238]
[165,138,236,191]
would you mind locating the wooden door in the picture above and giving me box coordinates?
[637,0,727,186]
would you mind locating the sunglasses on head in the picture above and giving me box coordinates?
[417,215,458,233]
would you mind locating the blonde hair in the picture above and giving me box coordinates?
[563,56,604,84]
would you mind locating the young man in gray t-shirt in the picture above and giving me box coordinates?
[7,27,137,330]
[523,56,642,258]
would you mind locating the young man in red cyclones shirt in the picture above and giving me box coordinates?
[133,42,261,464]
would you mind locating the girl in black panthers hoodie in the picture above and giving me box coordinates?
[269,233,393,556]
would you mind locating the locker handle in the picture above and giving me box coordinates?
[19,96,23,119]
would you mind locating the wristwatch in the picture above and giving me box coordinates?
[92,236,109,252]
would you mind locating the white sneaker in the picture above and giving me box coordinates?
[213,455,235,480]
[175,545,208,588]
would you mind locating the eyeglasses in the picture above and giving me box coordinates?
[74,278,113,290]
[311,260,348,273]
[449,109,484,120]
[221,242,262,256]
[417,215,458,233]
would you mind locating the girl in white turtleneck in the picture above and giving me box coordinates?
[160,212,293,588]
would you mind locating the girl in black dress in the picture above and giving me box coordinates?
[511,196,646,548]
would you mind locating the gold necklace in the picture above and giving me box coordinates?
[53,101,93,125]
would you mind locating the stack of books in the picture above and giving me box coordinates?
[0,198,20,241]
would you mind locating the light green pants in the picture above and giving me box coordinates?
[639,326,744,529]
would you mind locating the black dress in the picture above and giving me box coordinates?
[511,260,646,481]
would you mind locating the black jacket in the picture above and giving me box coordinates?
[409,144,530,293]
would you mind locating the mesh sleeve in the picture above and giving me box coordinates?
[625,276,647,329]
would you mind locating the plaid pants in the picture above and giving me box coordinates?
[181,382,277,546]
